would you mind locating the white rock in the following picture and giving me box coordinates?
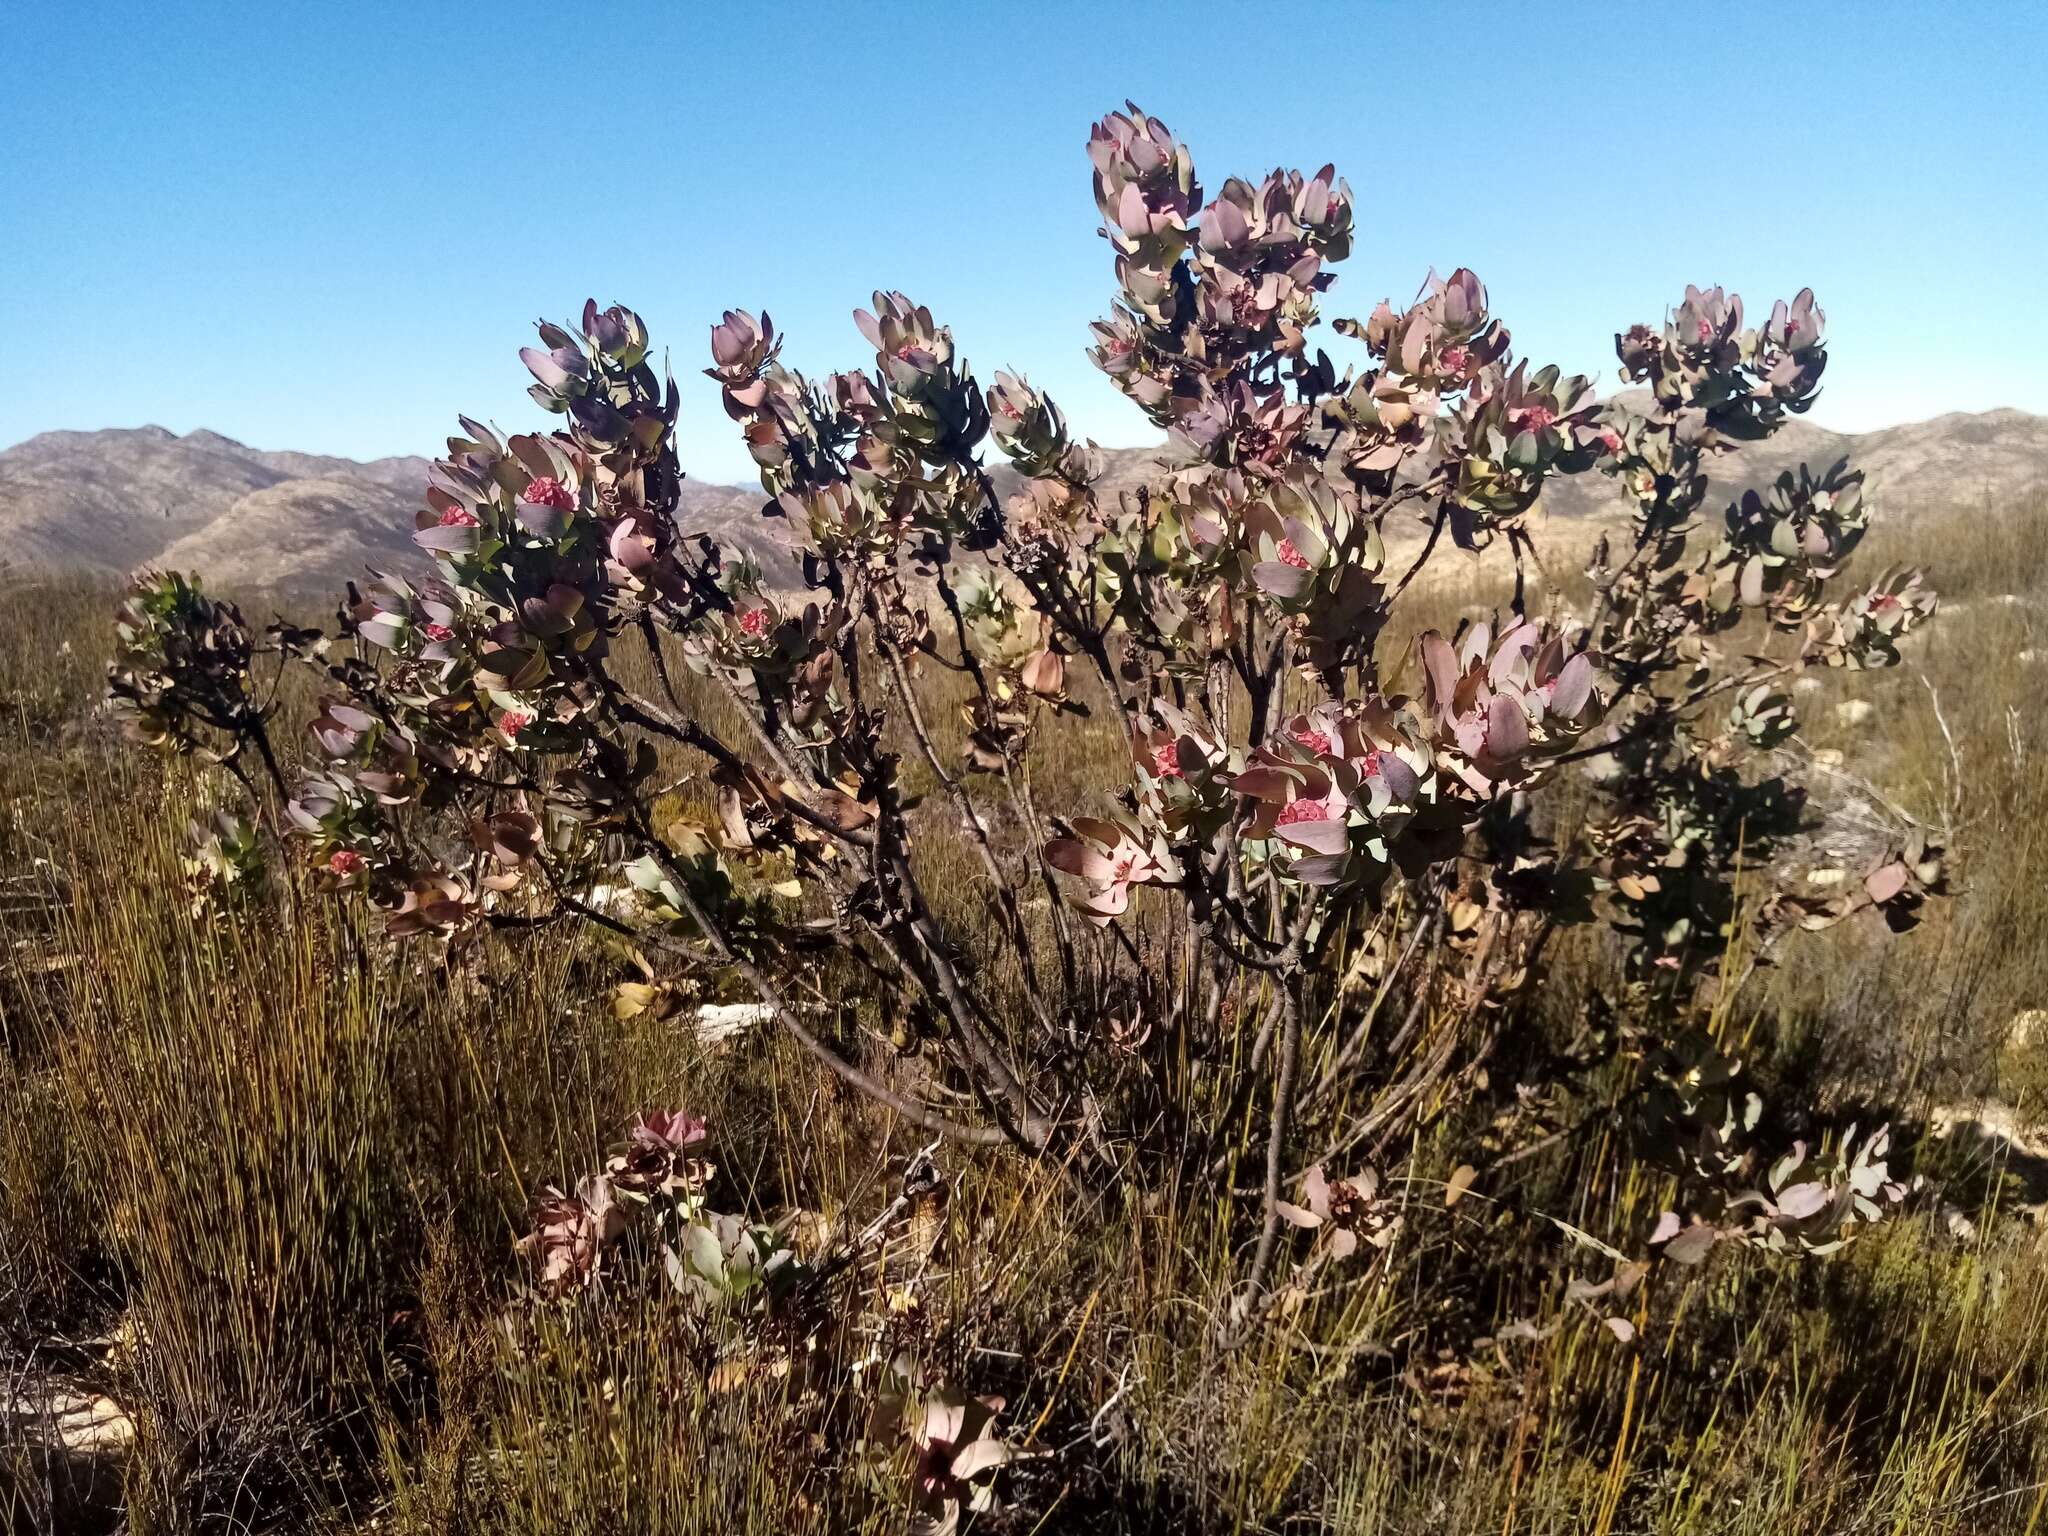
[1835,700,1875,726]
[1941,1203,1980,1244]
[56,1395,135,1454]
[2010,1009,2048,1050]
[2020,649,2039,665]
[1998,593,2022,606]
[695,1001,777,1045]
[5,1390,136,1455]
[1578,752,1623,787]
[1930,1100,2048,1163]
[1811,748,1845,768]
[1805,868,1847,887]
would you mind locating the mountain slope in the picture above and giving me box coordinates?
[0,426,431,587]
[0,427,284,572]
[154,478,426,594]
[1533,407,2048,523]
[3,411,2042,596]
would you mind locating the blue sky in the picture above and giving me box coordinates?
[3,1,2042,484]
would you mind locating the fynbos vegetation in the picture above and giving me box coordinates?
[8,106,2047,1535]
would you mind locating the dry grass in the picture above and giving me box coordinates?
[4,497,2048,1533]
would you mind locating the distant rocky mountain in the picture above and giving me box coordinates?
[1533,406,2048,523]
[1000,409,2048,533]
[0,425,773,595]
[0,426,429,592]
[2,410,2043,596]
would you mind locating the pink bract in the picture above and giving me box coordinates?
[522,476,575,511]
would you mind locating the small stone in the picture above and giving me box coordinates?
[1578,752,1623,787]
[1941,1203,1980,1244]
[1835,700,1874,726]
[1795,677,1824,695]
[56,1395,135,1454]
[694,1001,777,1045]
[2010,1009,2048,1050]
[582,883,634,917]
[6,1390,137,1456]
[1812,748,1845,768]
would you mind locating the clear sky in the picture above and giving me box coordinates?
[3,1,2042,485]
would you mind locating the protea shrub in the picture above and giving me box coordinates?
[110,105,1943,1421]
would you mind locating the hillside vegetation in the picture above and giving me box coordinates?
[5,406,2045,596]
[7,102,2048,1536]
[4,491,2048,1533]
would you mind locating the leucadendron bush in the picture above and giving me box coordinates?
[74,105,1990,1530]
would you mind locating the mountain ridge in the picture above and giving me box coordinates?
[4,411,2044,595]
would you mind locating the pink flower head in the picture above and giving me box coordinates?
[1275,795,1334,827]
[1782,316,1800,340]
[1696,318,1715,344]
[736,607,771,637]
[437,505,481,528]
[1598,429,1623,456]
[1509,404,1556,436]
[422,621,455,643]
[1438,345,1470,375]
[1276,538,1312,570]
[893,343,924,364]
[1151,739,1184,779]
[635,1108,708,1149]
[1358,748,1384,778]
[498,710,533,738]
[327,848,364,877]
[522,476,575,512]
[610,1109,714,1196]
[1105,335,1134,358]
[1291,726,1333,756]
[1045,818,1173,928]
